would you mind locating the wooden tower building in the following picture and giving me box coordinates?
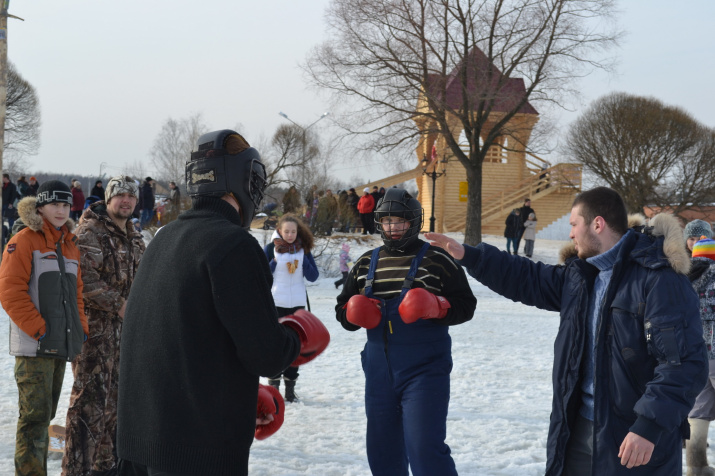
[359,48,582,236]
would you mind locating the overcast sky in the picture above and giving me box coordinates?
[5,0,715,182]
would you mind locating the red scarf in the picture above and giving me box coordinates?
[274,237,303,255]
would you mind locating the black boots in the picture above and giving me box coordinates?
[284,378,298,403]
[268,377,297,402]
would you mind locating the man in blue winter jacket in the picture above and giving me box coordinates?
[425,187,708,476]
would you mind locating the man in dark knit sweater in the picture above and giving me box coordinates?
[117,131,328,476]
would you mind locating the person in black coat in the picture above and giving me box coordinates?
[504,208,521,254]
[139,177,155,227]
[2,173,19,244]
[90,180,104,199]
[117,130,329,476]
[514,198,535,254]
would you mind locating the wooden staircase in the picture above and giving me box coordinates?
[442,158,582,235]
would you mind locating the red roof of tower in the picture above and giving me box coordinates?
[425,47,538,115]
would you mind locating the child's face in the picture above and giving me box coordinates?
[379,216,409,240]
[687,236,700,252]
[38,202,71,228]
[280,221,298,244]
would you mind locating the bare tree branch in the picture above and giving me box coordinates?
[5,61,41,157]
[149,113,209,184]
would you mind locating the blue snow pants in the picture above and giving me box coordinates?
[361,244,457,476]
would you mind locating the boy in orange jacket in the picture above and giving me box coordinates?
[0,180,88,475]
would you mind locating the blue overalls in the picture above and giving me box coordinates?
[361,243,457,476]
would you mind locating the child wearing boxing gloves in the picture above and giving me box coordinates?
[335,188,476,476]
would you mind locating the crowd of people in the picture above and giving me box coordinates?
[282,184,388,237]
[1,175,186,248]
[3,139,715,476]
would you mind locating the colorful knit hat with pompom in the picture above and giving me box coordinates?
[692,236,715,261]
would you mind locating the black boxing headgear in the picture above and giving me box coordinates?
[374,188,423,251]
[185,130,267,228]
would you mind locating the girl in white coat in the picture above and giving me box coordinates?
[263,214,319,402]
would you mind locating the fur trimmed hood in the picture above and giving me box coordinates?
[16,196,76,233]
[558,242,577,265]
[557,212,690,274]
[646,212,691,275]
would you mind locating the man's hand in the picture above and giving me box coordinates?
[618,432,654,468]
[118,301,127,319]
[255,384,285,440]
[256,413,274,426]
[424,232,466,260]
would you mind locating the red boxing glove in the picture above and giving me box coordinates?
[398,288,451,324]
[345,294,382,329]
[255,384,285,440]
[279,309,330,366]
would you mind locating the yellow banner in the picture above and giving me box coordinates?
[459,182,468,202]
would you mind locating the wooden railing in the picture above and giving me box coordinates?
[354,167,423,192]
[441,162,582,231]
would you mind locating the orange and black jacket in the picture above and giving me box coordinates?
[0,196,88,360]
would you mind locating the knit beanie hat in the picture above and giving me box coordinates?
[692,236,715,261]
[684,219,713,241]
[105,175,139,203]
[35,180,72,208]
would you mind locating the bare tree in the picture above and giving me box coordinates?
[264,124,319,188]
[261,123,335,202]
[564,92,715,216]
[1,149,28,177]
[305,0,619,244]
[5,61,41,157]
[149,113,208,184]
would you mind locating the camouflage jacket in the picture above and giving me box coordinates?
[76,201,145,318]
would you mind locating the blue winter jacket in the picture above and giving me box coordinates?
[459,225,707,476]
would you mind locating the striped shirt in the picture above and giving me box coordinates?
[336,239,477,329]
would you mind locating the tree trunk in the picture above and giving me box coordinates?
[0,8,8,265]
[463,157,483,246]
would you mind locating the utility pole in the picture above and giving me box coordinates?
[278,111,329,164]
[1,1,9,195]
[0,1,24,260]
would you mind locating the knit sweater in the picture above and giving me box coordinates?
[117,197,301,476]
[580,230,630,420]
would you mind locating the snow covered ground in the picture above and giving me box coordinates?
[0,231,700,475]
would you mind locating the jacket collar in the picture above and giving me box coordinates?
[188,197,243,227]
[17,196,75,235]
[85,200,142,239]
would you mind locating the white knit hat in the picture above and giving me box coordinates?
[105,175,139,203]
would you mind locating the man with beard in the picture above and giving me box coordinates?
[62,176,145,476]
[424,187,708,476]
